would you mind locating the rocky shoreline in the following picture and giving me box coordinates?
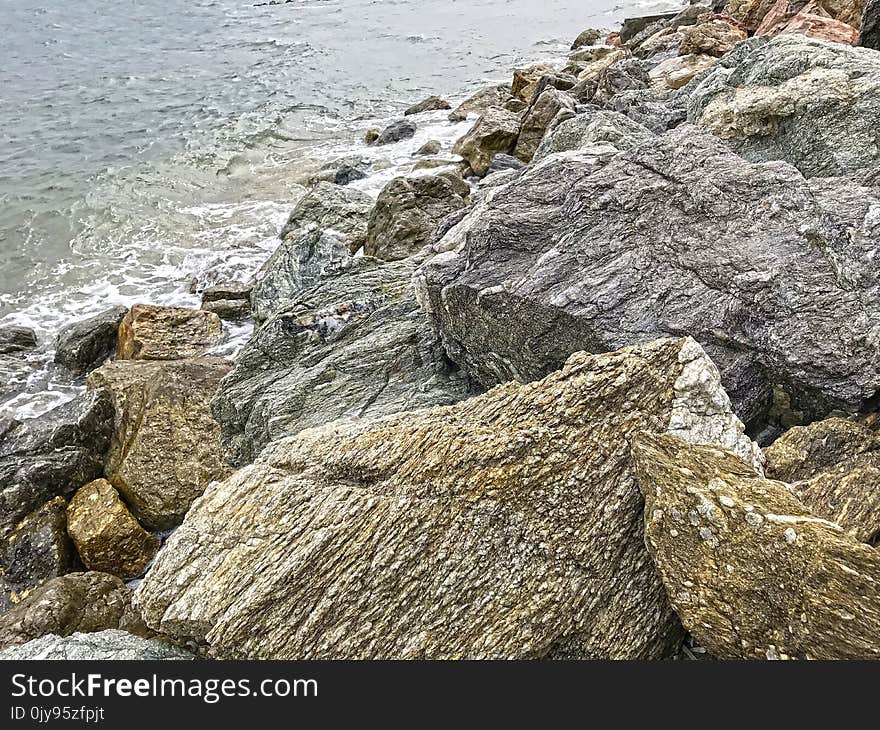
[2,0,880,660]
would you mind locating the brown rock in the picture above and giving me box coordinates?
[67,479,160,579]
[513,88,576,163]
[404,96,451,115]
[452,107,522,177]
[448,84,515,122]
[364,127,381,145]
[679,18,749,56]
[117,304,223,361]
[635,431,880,660]
[511,64,556,103]
[87,357,233,530]
[649,53,719,89]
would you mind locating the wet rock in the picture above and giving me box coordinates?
[650,53,718,89]
[0,356,37,404]
[1,497,77,612]
[54,306,128,374]
[375,119,417,145]
[138,337,758,659]
[511,64,556,103]
[571,28,602,49]
[405,96,451,115]
[680,17,749,56]
[87,358,233,530]
[688,35,880,178]
[448,84,515,122]
[0,390,113,541]
[513,88,576,162]
[308,156,369,186]
[486,153,527,174]
[211,254,471,467]
[764,418,880,543]
[635,431,880,660]
[414,139,442,156]
[279,181,373,241]
[0,326,37,354]
[251,227,352,322]
[0,629,195,660]
[364,127,381,145]
[200,283,252,322]
[862,0,880,48]
[117,305,222,361]
[201,298,250,322]
[533,109,654,160]
[365,175,469,261]
[0,572,147,650]
[67,479,160,579]
[452,107,522,177]
[419,125,880,433]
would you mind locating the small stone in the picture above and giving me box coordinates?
[404,96,451,115]
[117,304,223,361]
[364,127,381,145]
[0,326,37,355]
[375,119,417,146]
[414,139,442,156]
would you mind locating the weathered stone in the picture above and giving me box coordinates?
[764,418,880,543]
[571,28,602,49]
[448,84,515,122]
[680,18,749,56]
[635,431,880,659]
[620,12,679,42]
[405,96,451,115]
[0,326,37,354]
[651,53,718,89]
[486,153,526,175]
[671,4,715,29]
[279,181,373,242]
[0,390,113,541]
[633,27,685,59]
[375,119,417,145]
[753,0,862,41]
[688,35,880,178]
[212,254,470,467]
[365,175,469,261]
[533,109,654,161]
[414,139,442,156]
[452,108,521,177]
[575,49,631,83]
[138,337,758,659]
[593,58,651,103]
[201,298,250,322]
[0,572,146,651]
[513,88,576,162]
[117,305,222,361]
[67,479,160,579]
[307,156,369,186]
[0,629,194,660]
[1,497,77,612]
[54,306,128,374]
[862,0,880,48]
[511,64,556,103]
[419,125,880,433]
[608,88,690,133]
[87,358,233,530]
[364,127,381,145]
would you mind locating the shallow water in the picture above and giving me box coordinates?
[0,0,677,417]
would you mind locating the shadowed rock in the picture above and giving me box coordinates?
[54,306,128,374]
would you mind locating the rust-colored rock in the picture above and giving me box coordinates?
[117,304,223,361]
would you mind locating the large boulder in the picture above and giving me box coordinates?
[138,337,759,660]
[452,108,522,177]
[0,572,146,651]
[513,88,576,163]
[418,125,880,433]
[533,110,654,160]
[87,358,233,529]
[365,175,470,261]
[117,305,223,361]
[511,64,557,103]
[278,182,373,241]
[764,418,880,543]
[0,390,113,541]
[634,431,880,659]
[448,84,516,122]
[862,0,880,48]
[374,119,417,145]
[0,629,194,660]
[54,306,128,374]
[67,479,160,579]
[212,254,471,467]
[688,35,880,178]
[755,0,861,43]
[1,497,77,612]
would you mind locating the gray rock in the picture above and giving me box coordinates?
[307,156,369,186]
[571,28,602,49]
[533,109,654,161]
[448,84,515,122]
[514,88,576,163]
[212,254,471,467]
[593,58,650,104]
[688,35,880,178]
[375,119,417,145]
[54,306,128,374]
[419,125,880,433]
[0,630,194,660]
[670,3,713,28]
[0,326,37,355]
[365,175,469,261]
[452,107,522,177]
[405,96,451,115]
[608,89,688,134]
[201,282,252,303]
[0,390,113,541]
[279,182,374,241]
[620,13,677,42]
[486,153,526,175]
[530,73,578,102]
[862,0,880,50]
[414,139,442,156]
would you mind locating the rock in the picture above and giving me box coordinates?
[533,110,654,160]
[754,0,861,43]
[688,35,880,177]
[137,337,760,659]
[201,299,250,321]
[67,479,160,579]
[567,44,623,69]
[633,27,685,59]
[737,0,866,32]
[0,390,113,541]
[54,306,128,374]
[405,96,451,115]
[513,88,576,162]
[375,119,417,145]
[680,17,749,56]
[608,89,690,132]
[0,356,37,403]
[627,20,675,51]
[571,28,602,49]
[308,156,369,186]
[486,153,527,174]
[419,125,880,433]
[764,418,880,543]
[634,431,880,659]
[671,4,715,28]
[448,84,515,122]
[117,305,223,361]
[511,64,556,103]
[364,127,381,145]
[573,49,631,82]
[862,0,880,48]
[0,572,146,651]
[364,175,469,261]
[452,108,522,177]
[212,254,470,467]
[620,12,679,42]
[201,283,252,305]
[279,181,374,241]
[412,158,460,172]
[729,0,789,29]
[0,326,37,354]
[593,58,651,103]
[415,139,442,156]
[1,497,77,612]
[530,73,578,102]
[87,358,233,530]
[651,53,718,89]
[0,629,194,660]
[251,227,352,322]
